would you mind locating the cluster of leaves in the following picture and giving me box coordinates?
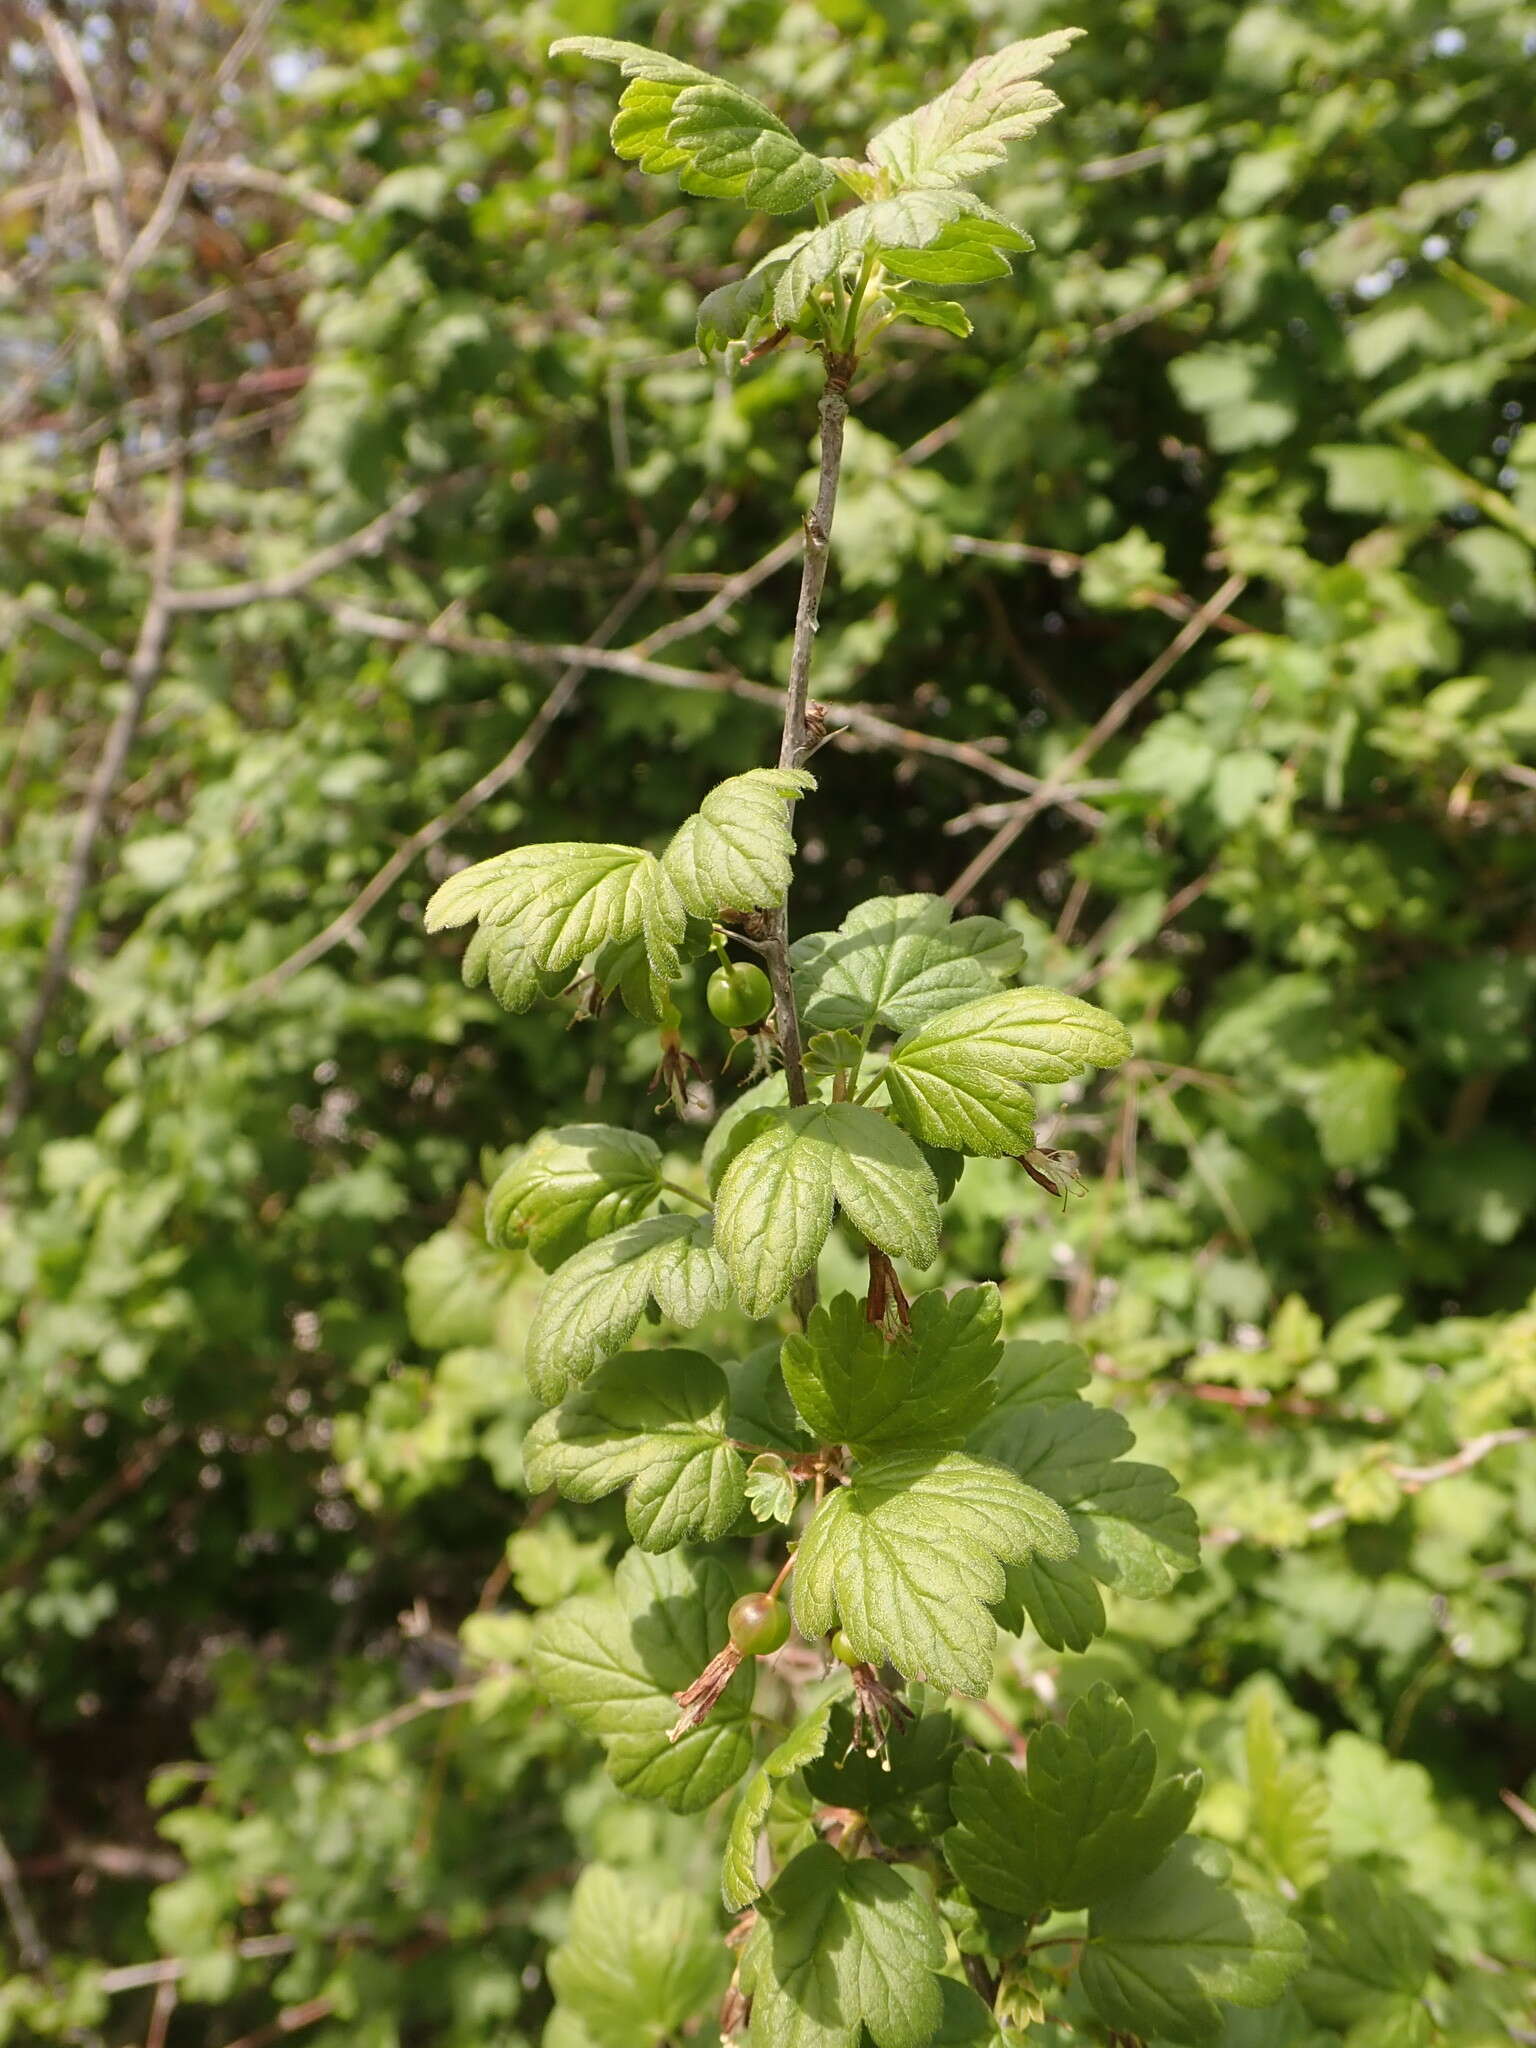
[1,1,1534,2045]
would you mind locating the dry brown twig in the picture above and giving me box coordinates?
[943,570,1248,905]
[1,437,186,1141]
[140,493,719,1054]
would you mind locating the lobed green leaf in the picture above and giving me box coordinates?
[485,1124,663,1271]
[1079,1837,1307,2043]
[867,32,1083,191]
[524,1350,745,1551]
[883,986,1132,1155]
[791,1450,1074,1695]
[714,1103,940,1317]
[524,1212,729,1402]
[792,892,1023,1035]
[944,1682,1201,1917]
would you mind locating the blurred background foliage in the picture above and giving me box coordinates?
[1,0,1534,2041]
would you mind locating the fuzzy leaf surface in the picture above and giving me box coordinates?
[666,84,835,213]
[792,893,1023,1034]
[740,1841,944,2048]
[791,1451,1074,1694]
[663,768,814,918]
[552,40,833,214]
[1080,1837,1307,2043]
[714,1104,939,1317]
[426,841,686,989]
[781,1285,1001,1452]
[485,1124,663,1271]
[530,1547,753,1812]
[884,987,1132,1154]
[944,1683,1201,1917]
[523,1350,744,1550]
[867,32,1082,190]
[722,1702,835,1911]
[771,191,1031,326]
[525,1213,729,1402]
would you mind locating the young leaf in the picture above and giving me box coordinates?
[740,1841,945,2048]
[866,32,1083,192]
[882,987,1132,1155]
[1244,1688,1330,1894]
[551,38,835,215]
[661,767,814,919]
[461,920,560,1012]
[1079,1837,1307,2043]
[781,1285,1002,1452]
[721,1702,835,1911]
[771,191,1031,327]
[696,263,786,355]
[426,842,686,993]
[666,83,836,214]
[791,1450,1074,1695]
[744,1452,799,1524]
[485,1124,664,1271]
[531,1547,754,1812]
[714,1104,940,1317]
[525,1213,729,1402]
[884,291,973,338]
[546,1864,726,2048]
[791,892,1023,1035]
[524,1350,745,1551]
[944,1683,1201,1917]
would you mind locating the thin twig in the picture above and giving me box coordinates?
[0,1823,50,1974]
[952,533,1256,637]
[140,496,715,1053]
[1207,1428,1533,1550]
[103,1,283,320]
[98,1936,296,1997]
[2,449,185,1141]
[144,1978,176,2048]
[630,530,802,659]
[322,603,1109,822]
[305,1683,488,1756]
[166,482,436,613]
[944,571,1247,905]
[769,354,854,1322]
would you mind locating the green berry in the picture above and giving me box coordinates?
[829,1628,862,1668]
[707,961,773,1030]
[728,1592,790,1657]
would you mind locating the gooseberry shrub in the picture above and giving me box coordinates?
[422,33,1308,2045]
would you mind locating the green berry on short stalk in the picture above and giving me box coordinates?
[829,1628,863,1668]
[707,962,773,1030]
[728,1592,790,1657]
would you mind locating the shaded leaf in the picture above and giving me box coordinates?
[944,1683,1201,1917]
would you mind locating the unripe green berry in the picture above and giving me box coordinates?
[829,1628,862,1668]
[728,1592,790,1656]
[707,962,773,1029]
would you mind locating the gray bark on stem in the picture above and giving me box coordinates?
[765,353,854,1323]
